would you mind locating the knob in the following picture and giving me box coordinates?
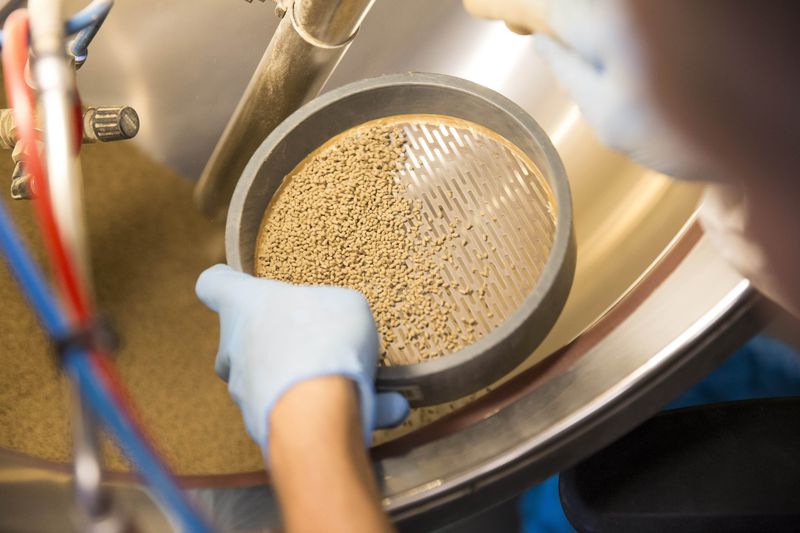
[83,106,140,143]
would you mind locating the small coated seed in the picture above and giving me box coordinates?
[255,123,488,366]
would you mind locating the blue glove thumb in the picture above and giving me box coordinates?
[196,264,411,453]
[375,391,410,428]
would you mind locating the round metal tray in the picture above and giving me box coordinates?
[226,73,575,405]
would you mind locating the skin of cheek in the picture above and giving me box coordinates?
[741,184,800,317]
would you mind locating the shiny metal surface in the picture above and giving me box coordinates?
[0,0,760,530]
[0,455,174,532]
[291,0,372,44]
[31,0,95,298]
[386,235,766,529]
[194,0,375,220]
[82,105,140,143]
[28,1,111,528]
[68,382,108,523]
[228,73,575,404]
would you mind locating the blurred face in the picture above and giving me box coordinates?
[629,0,800,315]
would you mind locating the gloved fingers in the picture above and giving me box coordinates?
[195,263,254,313]
[462,1,622,72]
[212,304,236,381]
[196,264,248,382]
[462,0,535,29]
[534,34,605,101]
[505,21,533,35]
[544,0,609,65]
[536,33,713,180]
[374,392,410,428]
[464,0,563,39]
[534,34,617,138]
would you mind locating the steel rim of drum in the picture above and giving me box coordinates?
[226,73,575,406]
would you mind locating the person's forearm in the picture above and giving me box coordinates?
[270,376,394,533]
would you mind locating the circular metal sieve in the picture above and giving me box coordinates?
[227,73,575,406]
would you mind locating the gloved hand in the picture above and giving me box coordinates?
[462,0,715,182]
[196,264,409,455]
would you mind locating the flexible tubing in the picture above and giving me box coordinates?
[68,352,216,533]
[0,197,69,335]
[0,9,216,532]
[0,0,113,47]
[0,194,215,533]
[1,9,91,320]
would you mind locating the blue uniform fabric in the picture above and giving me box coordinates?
[519,335,800,532]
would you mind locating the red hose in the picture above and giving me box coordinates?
[1,10,91,321]
[2,9,182,504]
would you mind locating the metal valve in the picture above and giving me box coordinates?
[83,106,140,143]
[0,105,140,199]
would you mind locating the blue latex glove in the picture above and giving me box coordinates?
[195,264,409,455]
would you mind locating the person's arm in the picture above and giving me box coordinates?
[195,265,409,530]
[270,376,393,533]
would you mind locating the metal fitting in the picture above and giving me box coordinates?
[82,106,140,143]
[0,105,140,149]
[0,105,139,199]
[9,139,33,200]
[10,173,33,200]
[0,109,17,149]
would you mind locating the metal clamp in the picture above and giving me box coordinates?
[289,1,360,49]
[52,316,119,362]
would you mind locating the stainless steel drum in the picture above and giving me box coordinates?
[0,1,764,531]
[226,73,575,405]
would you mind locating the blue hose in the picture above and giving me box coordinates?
[66,352,215,533]
[66,0,113,62]
[0,0,113,49]
[0,200,215,532]
[64,0,113,36]
[0,203,69,336]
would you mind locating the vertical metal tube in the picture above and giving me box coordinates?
[28,1,112,528]
[291,0,373,44]
[68,370,128,533]
[29,0,95,302]
[194,0,375,220]
[70,380,108,518]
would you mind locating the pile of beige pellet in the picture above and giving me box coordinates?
[255,124,471,365]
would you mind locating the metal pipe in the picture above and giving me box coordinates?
[292,0,373,45]
[69,381,110,519]
[29,0,95,301]
[68,376,130,533]
[0,106,140,150]
[28,1,111,528]
[194,0,375,220]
